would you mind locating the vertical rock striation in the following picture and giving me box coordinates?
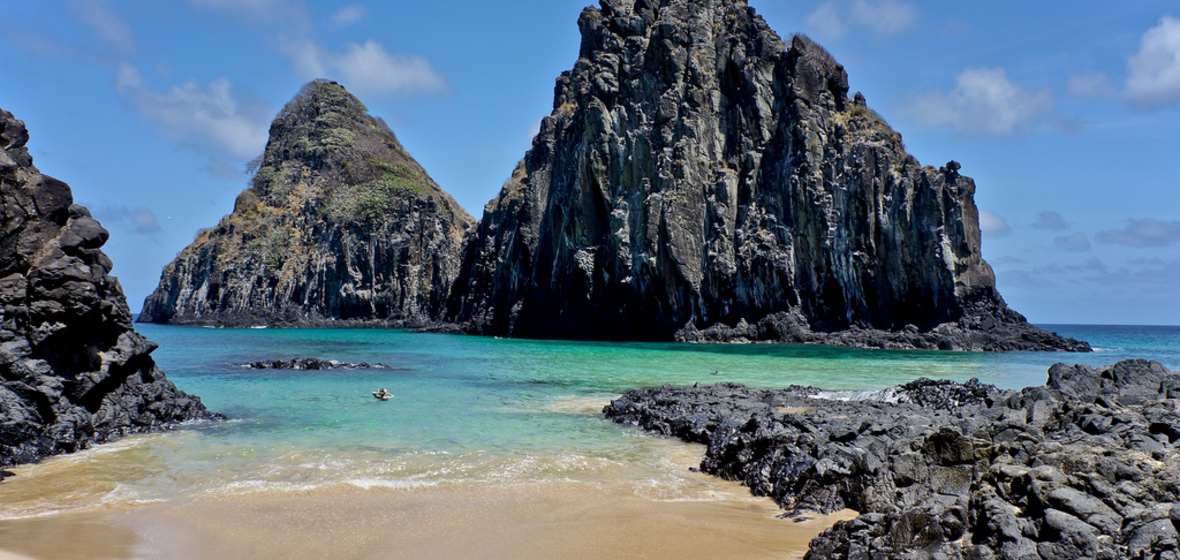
[1,108,212,474]
[448,0,1087,351]
[139,80,475,327]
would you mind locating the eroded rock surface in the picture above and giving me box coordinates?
[448,0,1087,351]
[140,80,475,327]
[605,359,1180,559]
[1,108,212,476]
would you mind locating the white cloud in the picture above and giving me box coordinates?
[1125,16,1180,107]
[337,41,448,96]
[979,210,1010,237]
[282,39,449,98]
[807,0,918,39]
[68,0,135,53]
[902,67,1052,136]
[806,3,846,39]
[1067,69,1117,97]
[115,64,270,161]
[849,0,920,37]
[332,5,367,26]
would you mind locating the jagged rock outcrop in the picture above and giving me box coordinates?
[1,108,212,477]
[140,80,475,327]
[605,359,1180,560]
[448,0,1087,351]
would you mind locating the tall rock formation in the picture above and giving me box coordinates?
[140,80,475,327]
[1,108,212,474]
[448,0,1087,351]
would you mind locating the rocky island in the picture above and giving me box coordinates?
[1,108,213,478]
[139,80,475,328]
[605,359,1180,559]
[447,0,1087,352]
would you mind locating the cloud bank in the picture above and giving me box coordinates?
[979,210,1010,237]
[115,64,270,161]
[283,39,449,98]
[1125,16,1180,108]
[902,68,1052,136]
[1096,219,1180,248]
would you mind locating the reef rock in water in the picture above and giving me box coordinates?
[447,0,1087,351]
[0,108,212,474]
[140,80,475,327]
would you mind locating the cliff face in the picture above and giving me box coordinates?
[140,80,475,327]
[1,108,211,473]
[448,0,1087,351]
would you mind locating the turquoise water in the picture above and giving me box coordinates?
[1,323,1177,517]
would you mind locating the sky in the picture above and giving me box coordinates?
[0,0,1177,326]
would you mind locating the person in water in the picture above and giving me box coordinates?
[372,388,393,400]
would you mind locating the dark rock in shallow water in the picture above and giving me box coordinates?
[242,358,391,370]
[448,0,1088,352]
[1,108,214,475]
[139,80,474,328]
[604,359,1180,560]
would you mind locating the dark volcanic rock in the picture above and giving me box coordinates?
[448,0,1087,351]
[139,80,475,328]
[1,108,213,477]
[604,359,1180,559]
[242,358,391,370]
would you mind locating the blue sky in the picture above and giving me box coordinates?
[1,1,1177,326]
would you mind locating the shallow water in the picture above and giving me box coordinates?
[1,324,1177,558]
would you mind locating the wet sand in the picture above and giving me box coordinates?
[0,481,855,560]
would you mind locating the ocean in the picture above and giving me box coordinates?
[0,324,1177,559]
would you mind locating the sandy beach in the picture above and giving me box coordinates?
[0,482,855,560]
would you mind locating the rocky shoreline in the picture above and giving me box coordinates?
[673,307,1091,352]
[604,359,1180,559]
